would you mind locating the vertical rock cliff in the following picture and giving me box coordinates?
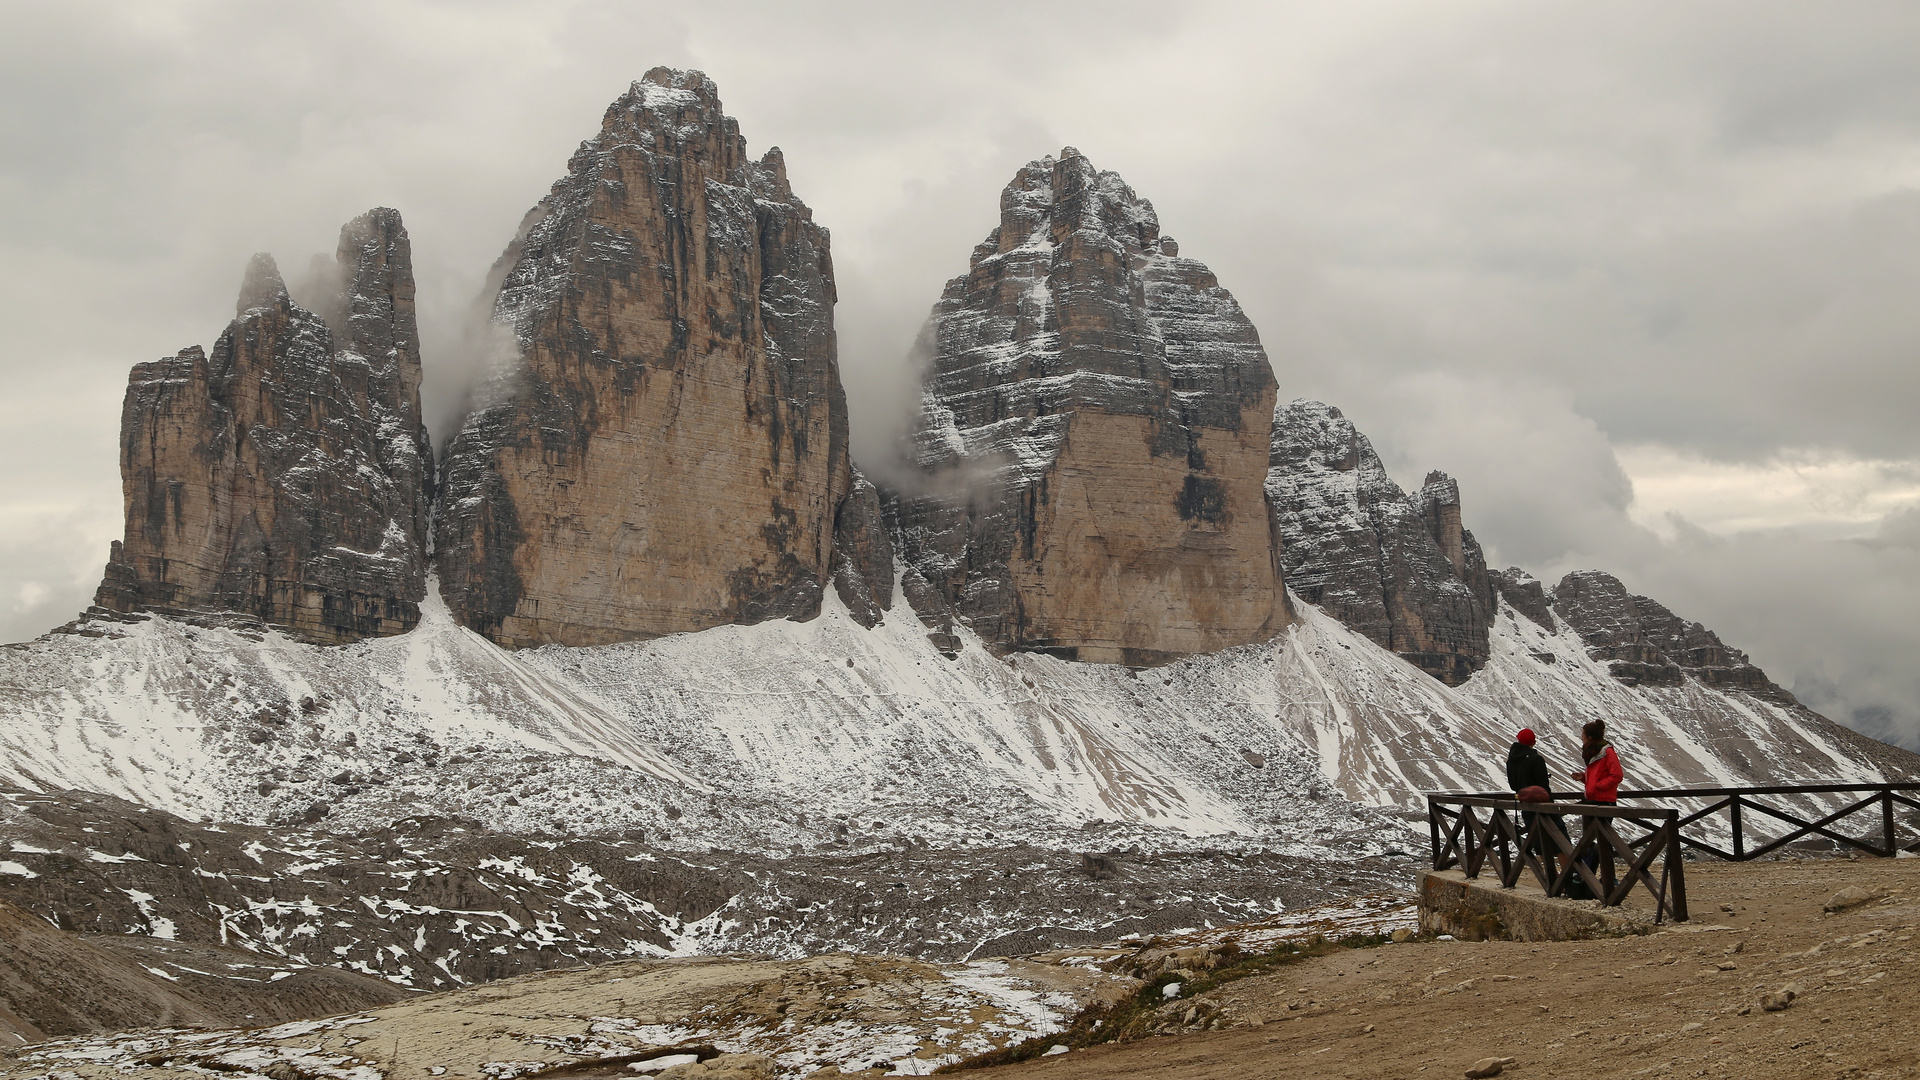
[434,69,874,647]
[887,149,1286,665]
[93,209,432,642]
[1265,399,1496,684]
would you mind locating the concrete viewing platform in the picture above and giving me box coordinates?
[1418,867,1666,940]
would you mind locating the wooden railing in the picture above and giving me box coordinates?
[1427,782,1920,926]
[1426,795,1689,923]
[1609,783,1920,861]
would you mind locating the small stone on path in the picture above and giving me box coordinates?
[1464,1057,1515,1079]
[1824,887,1880,912]
[1760,982,1804,1012]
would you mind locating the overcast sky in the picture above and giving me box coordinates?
[3,1,1916,748]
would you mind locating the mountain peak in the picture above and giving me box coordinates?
[890,149,1282,664]
[235,252,287,316]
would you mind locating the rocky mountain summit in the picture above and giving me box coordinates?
[1550,568,1785,697]
[889,149,1286,665]
[434,68,881,647]
[1264,399,1819,710]
[1266,400,1496,684]
[92,210,432,642]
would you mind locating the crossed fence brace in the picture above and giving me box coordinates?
[1428,795,1688,922]
[1609,784,1920,861]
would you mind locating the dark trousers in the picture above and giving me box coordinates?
[1570,798,1616,900]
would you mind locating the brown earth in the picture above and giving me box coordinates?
[4,860,1913,1079]
[969,858,1920,1080]
[0,951,1120,1079]
[0,897,402,1047]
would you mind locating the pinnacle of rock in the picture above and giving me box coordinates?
[1265,400,1496,685]
[235,252,288,315]
[92,212,433,642]
[433,71,880,647]
[888,148,1286,665]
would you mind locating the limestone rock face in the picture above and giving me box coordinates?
[1266,400,1496,684]
[1550,570,1785,697]
[434,69,858,647]
[1493,567,1555,630]
[887,149,1286,665]
[93,210,432,642]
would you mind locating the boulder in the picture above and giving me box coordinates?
[1823,886,1880,912]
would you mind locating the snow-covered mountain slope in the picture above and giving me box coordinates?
[1461,602,1899,792]
[2,579,1904,861]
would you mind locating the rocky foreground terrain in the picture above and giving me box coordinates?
[0,887,1420,1076]
[0,786,1411,997]
[960,858,1920,1080]
[4,859,1911,1079]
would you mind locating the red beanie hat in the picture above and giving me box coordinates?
[1517,728,1536,746]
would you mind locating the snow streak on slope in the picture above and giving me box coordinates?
[0,581,1898,856]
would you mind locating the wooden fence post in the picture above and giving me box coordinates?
[1885,790,1897,858]
[1665,810,1688,923]
[1730,796,1744,860]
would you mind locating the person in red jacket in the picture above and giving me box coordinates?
[1573,719,1623,803]
[1566,719,1623,899]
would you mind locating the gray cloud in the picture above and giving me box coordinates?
[1,1,1915,746]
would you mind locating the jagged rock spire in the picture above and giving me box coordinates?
[434,70,880,647]
[93,212,433,641]
[888,148,1285,665]
[1265,400,1496,685]
[236,253,289,314]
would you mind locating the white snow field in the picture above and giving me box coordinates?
[0,579,1889,858]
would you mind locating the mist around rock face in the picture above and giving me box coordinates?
[432,69,872,650]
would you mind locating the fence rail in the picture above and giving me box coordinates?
[1609,783,1920,861]
[1426,795,1689,923]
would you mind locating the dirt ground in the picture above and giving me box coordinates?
[972,858,1920,1080]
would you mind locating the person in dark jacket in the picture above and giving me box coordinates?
[1505,728,1558,864]
[1506,728,1550,794]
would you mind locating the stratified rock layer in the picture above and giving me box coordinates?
[1266,400,1496,684]
[1551,569,1785,697]
[435,69,867,648]
[93,210,431,642]
[889,150,1285,665]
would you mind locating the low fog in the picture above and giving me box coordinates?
[2,1,1915,747]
